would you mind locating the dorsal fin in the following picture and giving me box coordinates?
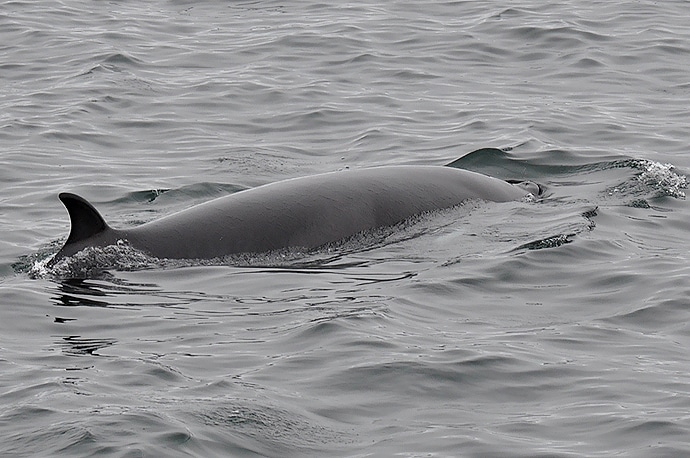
[58,192,111,244]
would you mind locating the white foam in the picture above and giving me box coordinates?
[636,160,687,199]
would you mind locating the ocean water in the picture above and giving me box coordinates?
[2,0,690,456]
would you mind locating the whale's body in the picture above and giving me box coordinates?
[50,165,535,265]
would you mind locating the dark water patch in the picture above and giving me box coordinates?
[602,298,690,333]
[508,24,612,49]
[324,355,515,393]
[57,410,195,457]
[98,51,144,68]
[573,56,605,69]
[628,198,651,209]
[60,335,116,356]
[512,207,597,251]
[514,234,573,251]
[0,414,96,458]
[192,401,351,456]
[317,352,586,409]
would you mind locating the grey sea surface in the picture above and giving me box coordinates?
[2,1,690,456]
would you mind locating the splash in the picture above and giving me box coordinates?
[635,160,687,199]
[31,241,158,280]
[606,159,687,200]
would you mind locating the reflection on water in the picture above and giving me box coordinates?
[53,277,161,308]
[60,335,116,356]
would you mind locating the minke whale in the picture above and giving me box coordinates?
[49,165,539,265]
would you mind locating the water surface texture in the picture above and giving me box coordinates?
[2,1,690,456]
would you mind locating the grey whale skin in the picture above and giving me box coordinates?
[50,165,534,264]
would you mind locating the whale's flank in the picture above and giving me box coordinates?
[50,165,536,266]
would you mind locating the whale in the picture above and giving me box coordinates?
[48,165,539,266]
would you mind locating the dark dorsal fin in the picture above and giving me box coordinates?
[58,192,110,245]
